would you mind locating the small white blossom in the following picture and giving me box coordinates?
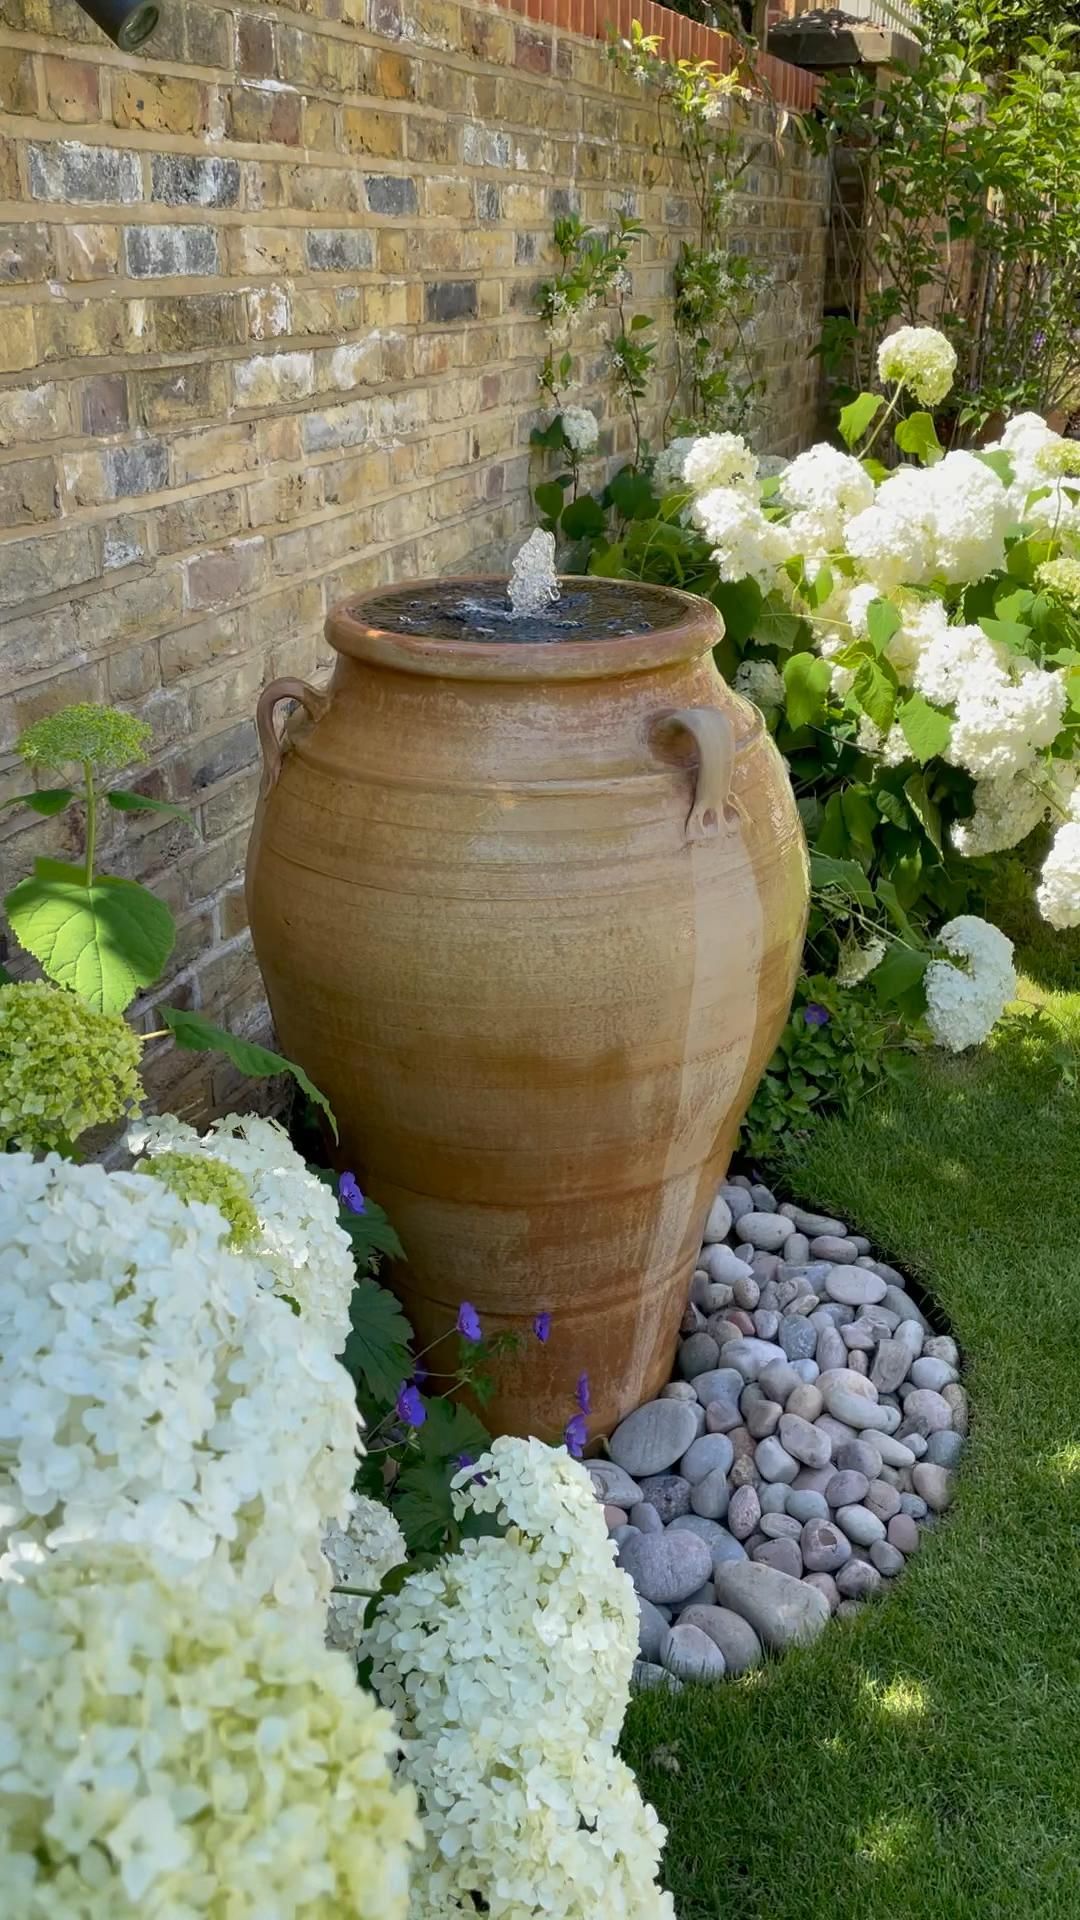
[877,325,957,406]
[924,915,1017,1051]
[651,436,695,492]
[836,935,887,985]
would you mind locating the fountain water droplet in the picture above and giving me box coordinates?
[507,529,560,618]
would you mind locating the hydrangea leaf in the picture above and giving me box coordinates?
[854,657,898,732]
[903,772,943,853]
[105,789,195,825]
[343,1276,414,1403]
[533,479,567,526]
[560,494,607,540]
[157,1005,338,1137]
[894,411,944,465]
[897,692,953,764]
[710,576,763,645]
[810,851,876,911]
[783,650,832,728]
[1,787,75,817]
[974,448,1014,486]
[866,598,902,653]
[871,941,930,1005]
[5,859,175,1013]
[607,466,655,520]
[838,391,884,449]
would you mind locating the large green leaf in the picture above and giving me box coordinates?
[854,657,897,732]
[1,787,74,817]
[783,651,832,729]
[809,851,876,911]
[343,1276,414,1403]
[871,941,930,1005]
[897,693,952,764]
[710,576,763,646]
[418,1397,491,1468]
[903,771,942,853]
[6,859,175,1013]
[974,449,1014,487]
[838,392,884,449]
[866,598,901,653]
[560,495,607,540]
[607,466,655,520]
[157,1005,338,1137]
[533,479,567,525]
[894,411,943,465]
[394,1460,457,1553]
[106,789,195,825]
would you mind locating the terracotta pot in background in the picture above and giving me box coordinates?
[246,579,808,1443]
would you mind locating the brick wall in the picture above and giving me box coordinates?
[0,0,828,1121]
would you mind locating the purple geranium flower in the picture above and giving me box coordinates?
[533,1312,552,1344]
[803,1002,831,1028]
[456,1300,482,1343]
[395,1382,426,1427]
[564,1413,588,1459]
[338,1171,366,1214]
[576,1372,591,1415]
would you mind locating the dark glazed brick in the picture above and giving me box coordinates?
[236,12,276,77]
[514,27,551,73]
[151,155,241,208]
[365,174,417,216]
[305,228,375,271]
[476,183,501,222]
[80,373,129,436]
[425,280,478,323]
[179,721,258,793]
[549,188,579,218]
[27,142,142,205]
[103,440,169,499]
[514,231,537,264]
[123,225,220,277]
[369,0,403,38]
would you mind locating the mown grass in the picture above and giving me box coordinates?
[622,972,1080,1920]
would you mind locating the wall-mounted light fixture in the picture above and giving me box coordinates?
[76,0,159,50]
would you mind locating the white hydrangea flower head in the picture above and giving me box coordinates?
[856,712,882,753]
[1038,556,1080,608]
[782,444,875,570]
[733,658,784,711]
[682,430,758,496]
[0,1544,418,1919]
[911,619,1002,707]
[844,480,935,589]
[128,1111,356,1353]
[951,768,1065,858]
[324,1496,408,1655]
[946,660,1066,781]
[652,436,695,492]
[924,915,1017,1051]
[691,486,793,590]
[885,593,950,682]
[877,325,957,406]
[0,1154,360,1612]
[1036,794,1080,928]
[836,935,887,985]
[559,406,599,457]
[926,451,1013,582]
[367,1436,675,1920]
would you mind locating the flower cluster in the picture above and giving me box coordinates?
[0,1152,359,1610]
[367,1436,674,1920]
[128,1111,357,1352]
[682,429,759,495]
[17,702,151,774]
[0,982,143,1154]
[0,1544,418,1919]
[877,324,958,406]
[1037,793,1080,929]
[844,453,1013,588]
[324,1497,408,1656]
[136,1149,259,1247]
[559,406,600,456]
[924,915,1018,1051]
[691,486,790,591]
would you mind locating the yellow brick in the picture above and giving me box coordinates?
[302,98,339,149]
[225,227,305,275]
[171,423,260,486]
[112,71,209,135]
[426,175,473,220]
[59,224,120,282]
[374,50,415,100]
[341,107,404,157]
[0,304,36,373]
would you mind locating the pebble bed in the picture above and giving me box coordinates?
[590,1174,966,1689]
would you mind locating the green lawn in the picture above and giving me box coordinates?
[623,969,1080,1920]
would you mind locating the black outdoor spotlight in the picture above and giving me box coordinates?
[75,0,159,50]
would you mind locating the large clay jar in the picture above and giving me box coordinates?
[246,578,807,1442]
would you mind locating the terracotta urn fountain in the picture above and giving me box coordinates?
[246,571,808,1442]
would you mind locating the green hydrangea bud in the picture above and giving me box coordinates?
[137,1151,260,1248]
[0,981,144,1154]
[17,703,151,774]
[1038,556,1080,609]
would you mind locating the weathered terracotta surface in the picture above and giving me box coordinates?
[246,579,808,1442]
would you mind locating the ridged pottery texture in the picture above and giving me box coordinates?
[246,579,808,1442]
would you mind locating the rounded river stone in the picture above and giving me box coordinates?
[658,1623,726,1681]
[676,1604,763,1672]
[618,1528,713,1606]
[609,1400,701,1477]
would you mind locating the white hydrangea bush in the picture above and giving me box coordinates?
[653,328,1080,1035]
[0,1544,418,1920]
[0,1153,359,1611]
[324,1495,408,1655]
[127,1110,356,1352]
[367,1436,675,1920]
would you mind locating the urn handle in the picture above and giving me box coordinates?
[650,707,736,844]
[256,678,330,798]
